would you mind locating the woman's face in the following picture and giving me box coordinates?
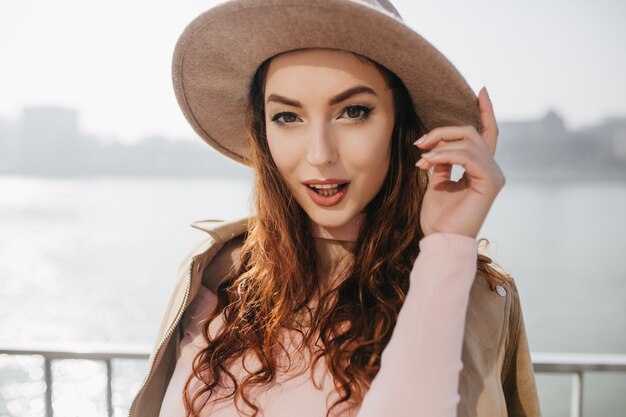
[264,48,395,228]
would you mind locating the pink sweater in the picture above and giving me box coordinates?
[159,220,478,417]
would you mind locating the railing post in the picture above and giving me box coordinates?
[44,357,53,417]
[570,371,583,417]
[106,359,113,417]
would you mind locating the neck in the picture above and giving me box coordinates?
[310,213,365,287]
[310,212,365,242]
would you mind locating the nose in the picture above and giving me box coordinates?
[306,123,338,167]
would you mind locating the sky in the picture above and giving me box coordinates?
[1,0,625,144]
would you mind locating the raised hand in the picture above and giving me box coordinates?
[414,87,505,239]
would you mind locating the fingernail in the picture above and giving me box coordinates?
[421,152,432,158]
[482,86,490,98]
[415,158,426,167]
[414,134,427,146]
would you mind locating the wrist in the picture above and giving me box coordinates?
[422,229,477,240]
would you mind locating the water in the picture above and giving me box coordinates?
[1,175,625,416]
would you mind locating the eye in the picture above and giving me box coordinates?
[339,105,374,123]
[270,112,300,128]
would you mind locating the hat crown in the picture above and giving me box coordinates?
[350,0,404,23]
[356,0,403,20]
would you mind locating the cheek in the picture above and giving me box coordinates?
[266,129,303,176]
[340,121,393,202]
[340,123,392,171]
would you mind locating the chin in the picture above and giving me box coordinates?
[305,207,357,228]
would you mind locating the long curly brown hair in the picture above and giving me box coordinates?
[182,50,510,417]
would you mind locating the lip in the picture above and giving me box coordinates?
[302,179,350,207]
[302,178,349,185]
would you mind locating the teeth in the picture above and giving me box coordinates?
[308,183,340,189]
[318,188,340,196]
[306,183,346,197]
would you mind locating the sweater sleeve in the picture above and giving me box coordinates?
[356,232,478,417]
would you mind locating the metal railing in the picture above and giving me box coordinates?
[0,344,151,417]
[532,352,626,417]
[1,346,625,417]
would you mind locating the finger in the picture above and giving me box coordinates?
[431,162,452,183]
[417,149,487,182]
[420,139,485,159]
[415,156,452,183]
[415,141,482,177]
[414,125,487,152]
[478,87,499,156]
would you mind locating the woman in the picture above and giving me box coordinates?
[129,1,541,416]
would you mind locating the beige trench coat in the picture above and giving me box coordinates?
[129,218,542,417]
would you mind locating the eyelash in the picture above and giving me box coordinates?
[270,104,375,128]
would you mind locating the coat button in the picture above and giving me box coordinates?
[496,285,506,297]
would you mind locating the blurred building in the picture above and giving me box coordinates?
[18,106,98,175]
[497,111,626,179]
[0,117,19,171]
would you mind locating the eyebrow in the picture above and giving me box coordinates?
[266,85,377,108]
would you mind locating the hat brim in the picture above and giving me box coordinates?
[173,0,480,166]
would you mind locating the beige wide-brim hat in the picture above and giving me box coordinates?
[173,0,480,167]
